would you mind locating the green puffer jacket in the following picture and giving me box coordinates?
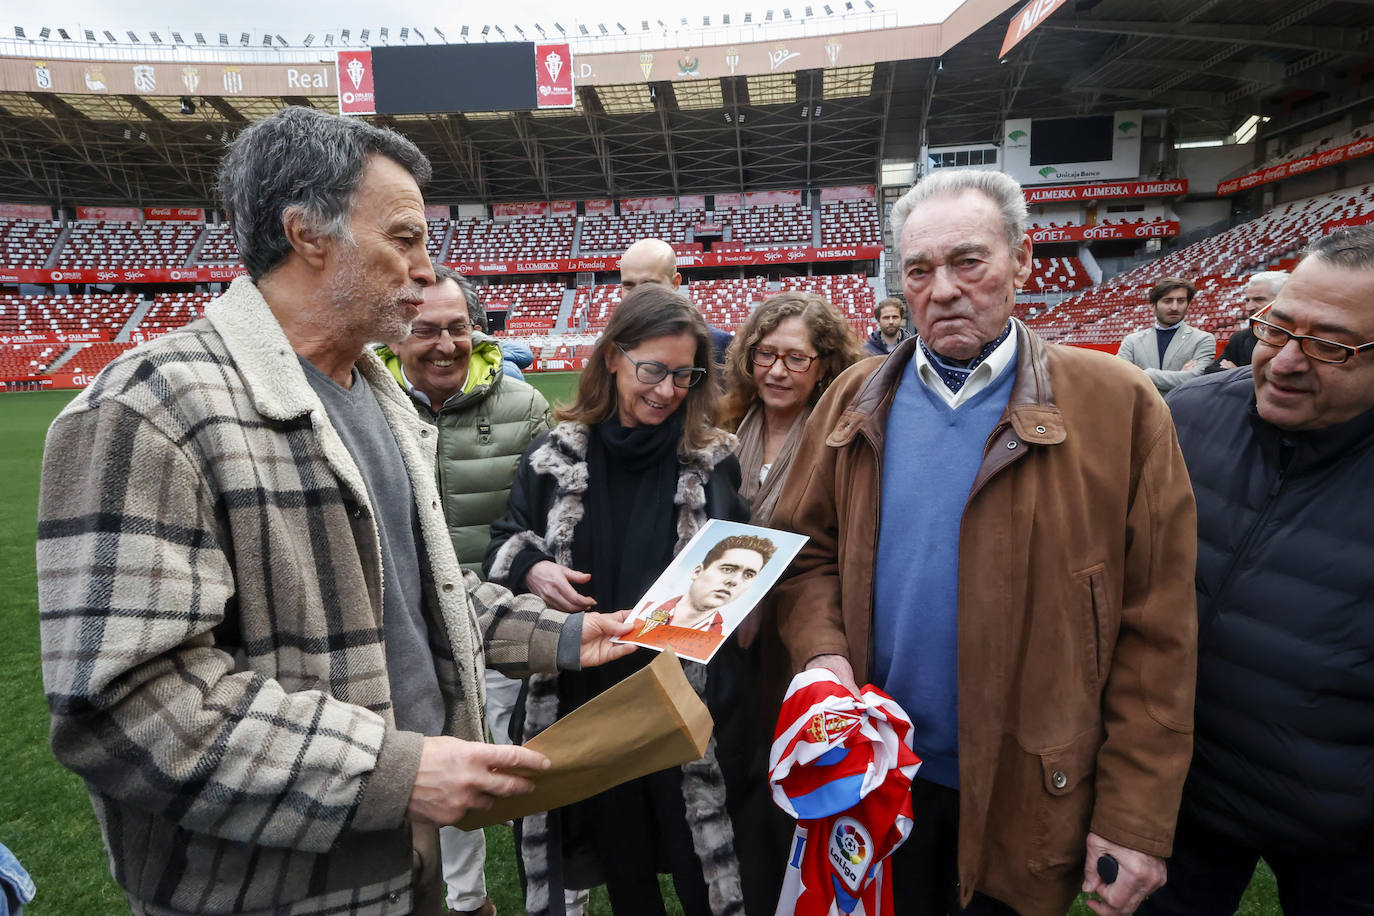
[378,333,553,571]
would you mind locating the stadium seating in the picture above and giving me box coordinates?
[0,342,63,377]
[782,274,878,335]
[478,281,564,326]
[56,220,200,270]
[0,218,62,269]
[686,277,770,332]
[819,200,881,247]
[140,292,213,335]
[567,283,621,331]
[448,215,574,262]
[578,210,706,253]
[60,341,138,376]
[1026,257,1092,293]
[0,293,140,338]
[197,224,239,265]
[730,204,814,247]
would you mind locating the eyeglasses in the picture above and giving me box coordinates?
[616,343,706,388]
[750,347,819,373]
[409,322,471,341]
[1250,309,1374,365]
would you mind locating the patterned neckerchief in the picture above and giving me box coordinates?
[918,321,1014,393]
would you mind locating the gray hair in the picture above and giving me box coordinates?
[433,264,485,330]
[217,106,432,280]
[1247,270,1289,296]
[889,169,1028,250]
[1305,226,1374,271]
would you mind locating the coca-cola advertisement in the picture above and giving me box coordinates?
[620,197,677,212]
[1217,135,1374,195]
[493,202,550,218]
[535,43,575,109]
[820,185,876,201]
[144,207,205,222]
[76,206,140,222]
[0,203,52,220]
[584,199,614,215]
[424,204,450,220]
[550,200,578,216]
[743,190,803,208]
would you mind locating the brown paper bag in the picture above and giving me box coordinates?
[456,649,714,830]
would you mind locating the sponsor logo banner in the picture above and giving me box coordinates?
[0,266,248,284]
[1217,136,1374,196]
[1028,221,1179,243]
[1023,180,1187,203]
[507,317,556,331]
[493,202,551,218]
[820,184,876,201]
[0,203,52,220]
[1323,211,1374,233]
[584,199,614,215]
[76,206,140,222]
[1000,0,1071,58]
[715,193,743,209]
[620,196,677,212]
[336,50,375,116]
[424,204,450,220]
[743,189,803,207]
[0,329,109,344]
[678,194,707,210]
[441,245,881,275]
[143,207,205,222]
[550,200,578,216]
[694,222,724,234]
[535,42,575,109]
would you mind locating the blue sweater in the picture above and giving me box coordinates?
[871,356,1016,788]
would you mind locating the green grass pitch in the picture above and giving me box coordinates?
[0,376,1276,914]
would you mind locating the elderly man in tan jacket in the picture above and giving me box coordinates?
[771,169,1198,916]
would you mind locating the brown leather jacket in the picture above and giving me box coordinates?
[771,322,1197,915]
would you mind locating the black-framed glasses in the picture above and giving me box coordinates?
[1250,309,1374,365]
[750,346,819,373]
[409,322,472,341]
[615,343,706,388]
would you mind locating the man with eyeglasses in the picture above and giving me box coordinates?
[1139,227,1374,916]
[1202,271,1288,374]
[377,263,552,916]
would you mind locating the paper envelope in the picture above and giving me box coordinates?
[456,649,714,829]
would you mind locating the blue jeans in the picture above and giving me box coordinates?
[0,841,34,916]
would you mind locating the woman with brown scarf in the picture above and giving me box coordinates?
[720,291,864,526]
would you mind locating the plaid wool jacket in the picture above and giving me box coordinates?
[37,277,569,915]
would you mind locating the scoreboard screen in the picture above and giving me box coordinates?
[371,42,562,115]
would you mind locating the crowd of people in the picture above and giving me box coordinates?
[32,105,1373,916]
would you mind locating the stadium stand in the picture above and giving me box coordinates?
[56,220,201,270]
[686,277,770,332]
[197,224,238,265]
[0,293,140,338]
[729,203,814,247]
[448,215,574,261]
[1026,257,1092,293]
[578,210,707,252]
[783,274,878,334]
[140,292,213,335]
[0,218,61,269]
[0,343,63,378]
[60,341,139,376]
[479,281,564,326]
[567,283,622,332]
[819,200,882,247]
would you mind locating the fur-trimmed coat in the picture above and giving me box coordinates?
[484,421,782,916]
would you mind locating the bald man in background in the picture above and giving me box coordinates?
[619,237,733,368]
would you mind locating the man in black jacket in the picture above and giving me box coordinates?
[1202,270,1287,374]
[1142,227,1374,915]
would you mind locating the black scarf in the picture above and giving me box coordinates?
[579,412,684,615]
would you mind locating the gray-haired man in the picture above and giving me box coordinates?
[37,106,631,916]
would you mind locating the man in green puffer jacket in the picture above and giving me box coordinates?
[378,264,552,916]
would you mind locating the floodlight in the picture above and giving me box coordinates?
[84,29,95,42]
[57,28,70,40]
[723,14,731,24]
[13,26,24,39]
[481,25,490,36]
[275,34,287,47]
[616,22,626,33]
[239,32,249,45]
[640,20,649,30]
[179,97,196,115]
[680,17,688,26]
[39,27,49,39]
[360,29,370,42]
[554,22,566,35]
[340,29,350,43]
[513,25,524,38]
[138,131,148,141]
[380,27,389,41]
[324,33,334,45]
[194,32,205,44]
[219,32,228,45]
[171,31,183,43]
[262,35,272,46]
[460,25,468,39]
[597,23,608,35]
[104,30,118,42]
[844,1,853,9]
[535,24,546,36]
[765,10,774,21]
[432,28,443,41]
[805,6,814,16]
[823,5,833,13]
[399,27,409,42]
[578,24,588,36]
[123,128,131,139]
[128,31,140,42]
[493,25,504,37]
[303,33,315,46]
[657,19,667,28]
[703,16,710,26]
[744,12,753,22]
[864,0,874,8]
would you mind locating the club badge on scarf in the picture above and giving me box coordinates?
[769,668,920,916]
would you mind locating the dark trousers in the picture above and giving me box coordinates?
[1137,815,1374,916]
[889,778,1018,916]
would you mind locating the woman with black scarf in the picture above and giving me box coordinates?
[484,284,781,916]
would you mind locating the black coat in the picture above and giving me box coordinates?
[1202,326,1259,373]
[1168,369,1374,854]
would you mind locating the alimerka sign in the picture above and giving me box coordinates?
[1024,180,1187,203]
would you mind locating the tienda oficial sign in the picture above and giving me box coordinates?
[336,50,375,116]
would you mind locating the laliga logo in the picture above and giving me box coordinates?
[544,50,563,83]
[346,58,366,91]
[828,817,872,892]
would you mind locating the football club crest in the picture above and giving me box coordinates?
[826,36,842,65]
[222,68,244,94]
[83,67,106,91]
[677,56,700,77]
[181,67,200,93]
[725,47,740,74]
[346,57,366,90]
[133,65,156,93]
[806,709,861,744]
[33,62,51,89]
[639,52,654,79]
[544,49,563,83]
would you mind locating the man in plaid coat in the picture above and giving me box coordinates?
[36,107,633,916]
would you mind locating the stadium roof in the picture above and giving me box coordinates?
[1,0,1372,206]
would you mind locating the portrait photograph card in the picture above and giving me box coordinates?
[614,519,808,664]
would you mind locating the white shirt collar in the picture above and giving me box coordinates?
[913,324,1018,409]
